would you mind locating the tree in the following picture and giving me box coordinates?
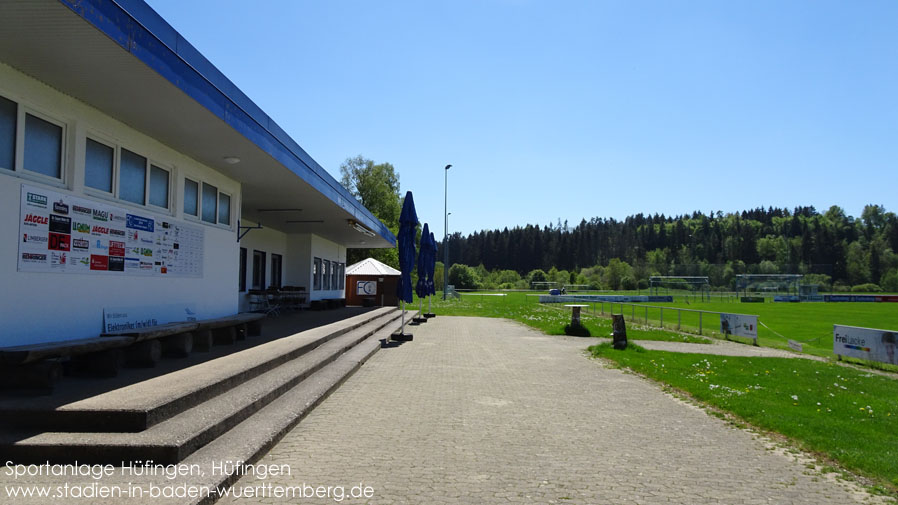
[448,264,481,289]
[340,155,402,268]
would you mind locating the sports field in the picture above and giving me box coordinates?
[427,290,898,362]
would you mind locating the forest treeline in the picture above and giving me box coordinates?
[438,205,898,292]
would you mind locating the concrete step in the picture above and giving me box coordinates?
[0,307,398,433]
[0,310,414,466]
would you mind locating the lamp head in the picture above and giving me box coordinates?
[445,164,452,170]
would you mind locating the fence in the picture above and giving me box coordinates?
[580,301,759,343]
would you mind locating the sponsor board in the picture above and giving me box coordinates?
[740,296,765,303]
[788,340,804,353]
[103,303,199,333]
[834,325,898,365]
[357,280,377,296]
[773,295,800,302]
[50,251,67,267]
[720,313,758,342]
[19,184,203,277]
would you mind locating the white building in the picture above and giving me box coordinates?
[0,0,394,347]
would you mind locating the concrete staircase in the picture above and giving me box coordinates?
[0,307,413,467]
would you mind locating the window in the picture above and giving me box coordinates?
[202,182,217,224]
[252,250,266,290]
[313,257,322,290]
[323,260,331,290]
[149,164,169,208]
[0,95,15,170]
[24,113,62,178]
[218,193,230,225]
[239,247,247,292]
[271,254,282,289]
[331,261,339,290]
[184,179,199,216]
[338,263,345,290]
[85,138,114,192]
[119,148,146,205]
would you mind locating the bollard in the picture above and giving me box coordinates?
[611,314,627,350]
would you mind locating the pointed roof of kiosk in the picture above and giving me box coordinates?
[346,258,401,277]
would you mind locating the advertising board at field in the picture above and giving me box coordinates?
[824,295,898,303]
[539,295,674,304]
[356,280,377,296]
[103,304,199,333]
[720,313,758,343]
[17,184,203,277]
[833,325,898,365]
[773,295,800,302]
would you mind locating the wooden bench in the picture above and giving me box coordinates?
[1,313,266,392]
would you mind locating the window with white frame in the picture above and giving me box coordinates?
[323,260,331,290]
[184,178,199,216]
[84,138,114,193]
[0,94,65,181]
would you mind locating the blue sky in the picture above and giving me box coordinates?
[146,0,897,237]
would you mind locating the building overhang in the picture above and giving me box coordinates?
[0,0,395,249]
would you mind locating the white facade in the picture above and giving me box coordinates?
[0,62,244,346]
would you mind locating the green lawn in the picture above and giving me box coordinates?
[418,292,709,343]
[590,344,898,493]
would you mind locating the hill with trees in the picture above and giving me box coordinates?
[439,205,898,292]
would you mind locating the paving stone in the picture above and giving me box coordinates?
[220,317,888,505]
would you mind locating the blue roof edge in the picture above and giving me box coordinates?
[58,0,396,247]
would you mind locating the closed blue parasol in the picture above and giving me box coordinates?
[413,223,431,323]
[393,191,418,340]
[424,231,438,318]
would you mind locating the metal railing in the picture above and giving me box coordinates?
[584,301,758,342]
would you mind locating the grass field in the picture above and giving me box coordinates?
[590,344,898,493]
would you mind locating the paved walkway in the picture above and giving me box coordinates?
[221,317,886,505]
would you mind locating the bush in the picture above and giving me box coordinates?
[832,281,851,293]
[880,269,898,293]
[851,283,881,293]
[448,264,481,290]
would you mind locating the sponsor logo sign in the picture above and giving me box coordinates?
[21,252,47,263]
[23,213,48,227]
[48,215,71,234]
[72,204,92,216]
[108,212,125,223]
[92,209,108,222]
[109,228,126,238]
[73,221,91,234]
[357,280,377,296]
[720,313,758,342]
[91,225,109,235]
[22,233,48,246]
[109,241,126,257]
[53,200,69,214]
[126,214,155,232]
[834,325,898,365]
[94,240,108,251]
[103,304,198,333]
[26,192,48,208]
[72,238,90,251]
[90,255,108,271]
[108,256,125,271]
[50,252,67,267]
[48,232,71,251]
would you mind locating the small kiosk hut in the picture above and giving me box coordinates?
[345,258,400,307]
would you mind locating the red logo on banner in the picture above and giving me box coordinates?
[109,241,126,257]
[49,233,71,251]
[90,255,109,271]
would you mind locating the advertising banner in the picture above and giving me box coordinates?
[833,325,898,365]
[720,313,758,342]
[103,304,199,333]
[356,280,377,296]
[18,184,203,278]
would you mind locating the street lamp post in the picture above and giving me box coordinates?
[443,164,451,300]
